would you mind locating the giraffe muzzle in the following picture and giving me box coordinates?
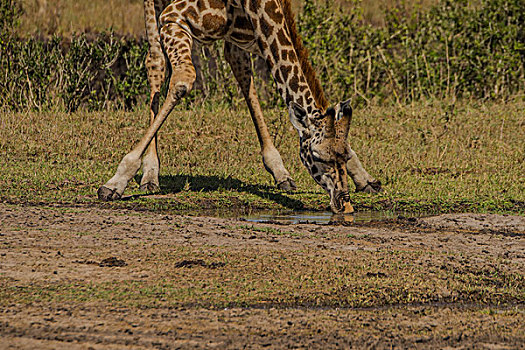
[332,191,354,214]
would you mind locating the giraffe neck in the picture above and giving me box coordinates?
[243,0,327,117]
[156,0,327,117]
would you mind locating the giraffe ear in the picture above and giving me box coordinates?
[336,98,352,121]
[288,102,309,135]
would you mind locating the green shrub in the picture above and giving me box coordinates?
[0,32,150,111]
[0,0,21,35]
[300,0,525,103]
[0,0,523,111]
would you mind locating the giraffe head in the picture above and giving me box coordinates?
[290,99,354,214]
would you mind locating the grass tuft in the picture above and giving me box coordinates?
[1,99,523,214]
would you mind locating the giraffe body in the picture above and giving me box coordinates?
[161,0,258,52]
[98,0,381,213]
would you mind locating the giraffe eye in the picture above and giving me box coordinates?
[312,152,331,164]
[311,151,324,162]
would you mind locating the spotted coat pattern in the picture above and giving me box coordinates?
[98,0,381,213]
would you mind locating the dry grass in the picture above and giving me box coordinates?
[18,0,145,37]
[0,203,523,309]
[17,0,441,37]
[0,202,523,347]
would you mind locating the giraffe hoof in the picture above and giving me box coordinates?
[139,182,160,193]
[277,179,297,192]
[98,186,122,201]
[357,179,382,194]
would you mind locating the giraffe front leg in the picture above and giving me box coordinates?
[98,152,143,201]
[140,53,165,193]
[346,147,382,193]
[139,0,166,193]
[224,42,296,191]
[98,23,196,201]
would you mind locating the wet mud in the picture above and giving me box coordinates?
[0,203,523,349]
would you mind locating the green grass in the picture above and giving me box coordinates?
[1,98,524,214]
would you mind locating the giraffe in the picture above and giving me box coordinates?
[98,0,381,213]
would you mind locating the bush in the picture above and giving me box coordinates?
[0,0,20,35]
[0,31,150,111]
[300,0,525,103]
[0,0,523,111]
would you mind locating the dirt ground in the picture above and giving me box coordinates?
[0,202,524,349]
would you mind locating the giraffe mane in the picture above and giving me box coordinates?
[281,0,329,111]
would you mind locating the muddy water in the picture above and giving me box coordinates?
[183,209,431,225]
[244,210,430,225]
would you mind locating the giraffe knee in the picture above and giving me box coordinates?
[170,66,196,91]
[167,84,189,102]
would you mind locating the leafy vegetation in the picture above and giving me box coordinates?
[0,31,149,111]
[1,0,524,111]
[300,0,525,103]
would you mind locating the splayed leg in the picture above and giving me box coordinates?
[98,23,196,201]
[224,42,296,191]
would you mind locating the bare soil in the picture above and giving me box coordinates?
[0,203,524,349]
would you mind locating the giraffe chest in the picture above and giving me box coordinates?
[160,0,260,55]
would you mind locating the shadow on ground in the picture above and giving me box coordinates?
[127,174,307,210]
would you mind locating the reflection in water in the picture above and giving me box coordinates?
[183,208,429,225]
[244,210,417,225]
[330,213,355,224]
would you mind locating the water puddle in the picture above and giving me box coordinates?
[183,208,432,225]
[243,210,429,225]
